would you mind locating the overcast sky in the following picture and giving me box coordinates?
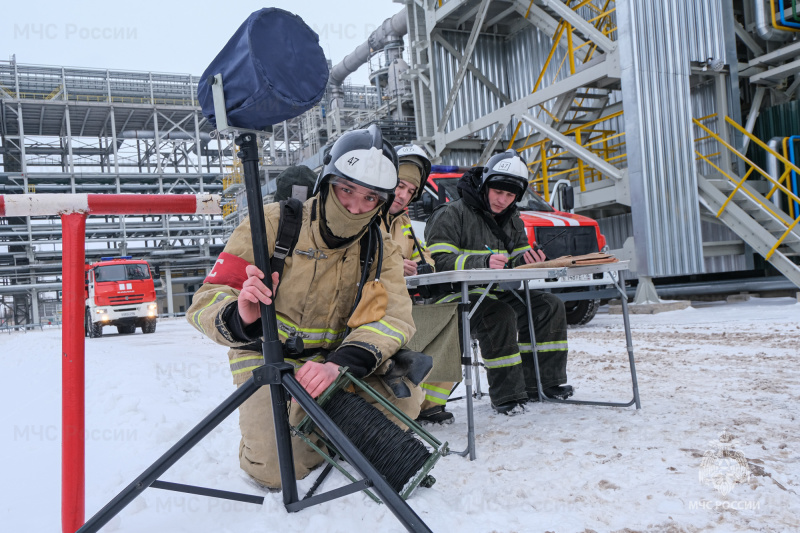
[1,1,404,85]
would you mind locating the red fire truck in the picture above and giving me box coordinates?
[409,170,613,325]
[84,256,158,337]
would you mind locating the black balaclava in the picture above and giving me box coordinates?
[457,167,519,227]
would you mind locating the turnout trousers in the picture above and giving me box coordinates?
[466,288,568,406]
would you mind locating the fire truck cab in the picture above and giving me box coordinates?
[409,171,613,326]
[84,256,158,337]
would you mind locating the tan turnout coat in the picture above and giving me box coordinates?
[186,196,421,487]
[385,211,433,265]
[385,211,457,411]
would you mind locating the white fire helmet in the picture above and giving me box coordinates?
[315,125,399,204]
[480,149,530,202]
[394,144,432,203]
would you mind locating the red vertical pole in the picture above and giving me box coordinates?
[62,213,87,533]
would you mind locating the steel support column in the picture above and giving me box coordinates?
[153,110,162,174]
[165,265,174,317]
[436,0,493,133]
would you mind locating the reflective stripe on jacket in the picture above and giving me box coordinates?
[187,196,415,385]
[424,199,531,272]
[385,212,433,265]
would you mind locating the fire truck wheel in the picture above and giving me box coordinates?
[564,298,600,326]
[142,318,157,334]
[117,325,136,335]
[87,312,104,338]
[85,309,90,338]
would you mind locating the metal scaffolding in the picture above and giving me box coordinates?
[4,0,800,323]
[398,0,800,293]
[0,60,404,326]
[0,61,231,325]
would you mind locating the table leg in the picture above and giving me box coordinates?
[468,283,494,401]
[615,276,642,409]
[534,270,641,408]
[450,281,477,459]
[522,288,546,403]
[461,281,476,460]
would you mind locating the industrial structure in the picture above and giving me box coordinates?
[393,0,800,302]
[2,0,800,326]
[0,64,231,325]
[318,0,800,302]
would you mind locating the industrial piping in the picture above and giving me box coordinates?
[753,0,794,41]
[328,8,408,109]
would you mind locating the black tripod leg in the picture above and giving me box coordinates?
[236,133,299,506]
[77,377,261,533]
[282,375,432,533]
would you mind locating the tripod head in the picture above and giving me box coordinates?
[198,8,328,132]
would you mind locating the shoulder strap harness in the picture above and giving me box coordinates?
[270,198,304,284]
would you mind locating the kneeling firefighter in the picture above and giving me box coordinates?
[384,145,459,425]
[187,125,431,488]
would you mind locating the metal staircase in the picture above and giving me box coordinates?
[505,1,622,201]
[694,116,800,289]
[528,87,615,181]
[520,89,578,177]
[698,173,800,285]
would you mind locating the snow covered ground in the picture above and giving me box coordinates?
[3,296,799,533]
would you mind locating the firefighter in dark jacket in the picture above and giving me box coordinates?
[424,149,573,415]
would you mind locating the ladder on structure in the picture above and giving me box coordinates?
[526,86,616,183]
[507,0,622,199]
[694,116,800,289]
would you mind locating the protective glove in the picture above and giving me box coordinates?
[379,349,433,399]
[326,345,374,379]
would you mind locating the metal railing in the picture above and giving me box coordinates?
[3,89,197,107]
[517,119,625,200]
[508,0,623,201]
[693,114,800,260]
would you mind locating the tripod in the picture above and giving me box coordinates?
[76,132,431,533]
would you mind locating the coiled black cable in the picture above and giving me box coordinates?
[322,390,431,493]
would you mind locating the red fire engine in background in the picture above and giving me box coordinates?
[84,256,158,337]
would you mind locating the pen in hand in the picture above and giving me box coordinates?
[484,245,509,269]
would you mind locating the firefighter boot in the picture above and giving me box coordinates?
[416,405,454,425]
[492,400,526,416]
[544,384,574,400]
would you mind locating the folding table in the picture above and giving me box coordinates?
[406,261,640,460]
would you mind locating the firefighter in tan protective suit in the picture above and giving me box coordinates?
[187,126,426,488]
[384,144,456,425]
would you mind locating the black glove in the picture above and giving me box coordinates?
[326,345,374,379]
[380,349,433,399]
[222,300,262,342]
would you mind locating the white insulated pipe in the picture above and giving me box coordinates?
[328,8,408,107]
